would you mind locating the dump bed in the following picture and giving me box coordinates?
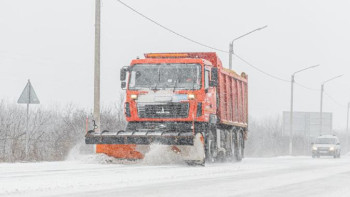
[217,68,248,127]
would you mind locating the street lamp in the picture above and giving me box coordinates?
[229,25,268,70]
[320,74,343,135]
[289,64,320,155]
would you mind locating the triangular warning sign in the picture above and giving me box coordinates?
[17,80,40,104]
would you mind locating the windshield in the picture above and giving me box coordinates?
[315,138,336,144]
[128,64,201,90]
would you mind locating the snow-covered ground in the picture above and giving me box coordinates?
[1,153,350,197]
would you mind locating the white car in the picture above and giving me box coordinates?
[311,135,341,158]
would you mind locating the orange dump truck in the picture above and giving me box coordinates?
[86,52,248,165]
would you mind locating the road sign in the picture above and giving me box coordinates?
[17,79,40,160]
[18,80,40,104]
[283,111,332,137]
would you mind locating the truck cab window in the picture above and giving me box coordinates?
[128,64,201,90]
[205,70,209,89]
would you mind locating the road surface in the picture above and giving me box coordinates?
[1,153,349,197]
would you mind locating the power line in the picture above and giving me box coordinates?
[324,92,346,108]
[294,81,320,91]
[115,0,228,53]
[233,54,290,82]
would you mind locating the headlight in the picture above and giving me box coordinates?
[312,146,317,150]
[188,94,195,100]
[130,94,138,100]
[329,146,335,151]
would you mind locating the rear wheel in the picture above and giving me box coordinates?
[233,131,243,162]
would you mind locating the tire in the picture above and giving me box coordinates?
[229,130,235,162]
[234,131,243,162]
[186,160,205,166]
[205,129,217,163]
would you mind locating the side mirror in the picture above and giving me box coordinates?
[120,66,129,81]
[209,80,217,87]
[211,67,218,82]
[121,81,126,89]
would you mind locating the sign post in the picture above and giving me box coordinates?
[17,79,40,159]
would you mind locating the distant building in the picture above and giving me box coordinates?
[282,111,332,137]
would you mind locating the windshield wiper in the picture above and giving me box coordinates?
[151,67,161,90]
[151,83,158,90]
[172,80,178,92]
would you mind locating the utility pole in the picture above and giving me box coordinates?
[289,75,294,155]
[229,42,233,70]
[320,84,324,136]
[94,0,101,133]
[347,102,350,152]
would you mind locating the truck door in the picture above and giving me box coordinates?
[204,67,216,121]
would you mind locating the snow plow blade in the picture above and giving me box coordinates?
[85,130,194,145]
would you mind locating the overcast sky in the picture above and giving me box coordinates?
[1,0,350,130]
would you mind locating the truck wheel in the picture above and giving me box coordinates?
[186,160,205,166]
[234,131,243,162]
[228,130,235,162]
[206,131,217,163]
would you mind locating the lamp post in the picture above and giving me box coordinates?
[346,102,350,152]
[289,64,320,155]
[229,25,267,70]
[319,75,343,135]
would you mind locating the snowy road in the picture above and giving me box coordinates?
[1,155,349,197]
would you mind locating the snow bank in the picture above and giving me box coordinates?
[142,144,185,165]
[66,141,186,165]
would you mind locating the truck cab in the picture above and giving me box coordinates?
[121,53,218,125]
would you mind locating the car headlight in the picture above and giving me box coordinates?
[329,146,335,151]
[312,146,317,151]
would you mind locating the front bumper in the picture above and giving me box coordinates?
[312,150,335,156]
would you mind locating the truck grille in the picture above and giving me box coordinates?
[137,103,189,118]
